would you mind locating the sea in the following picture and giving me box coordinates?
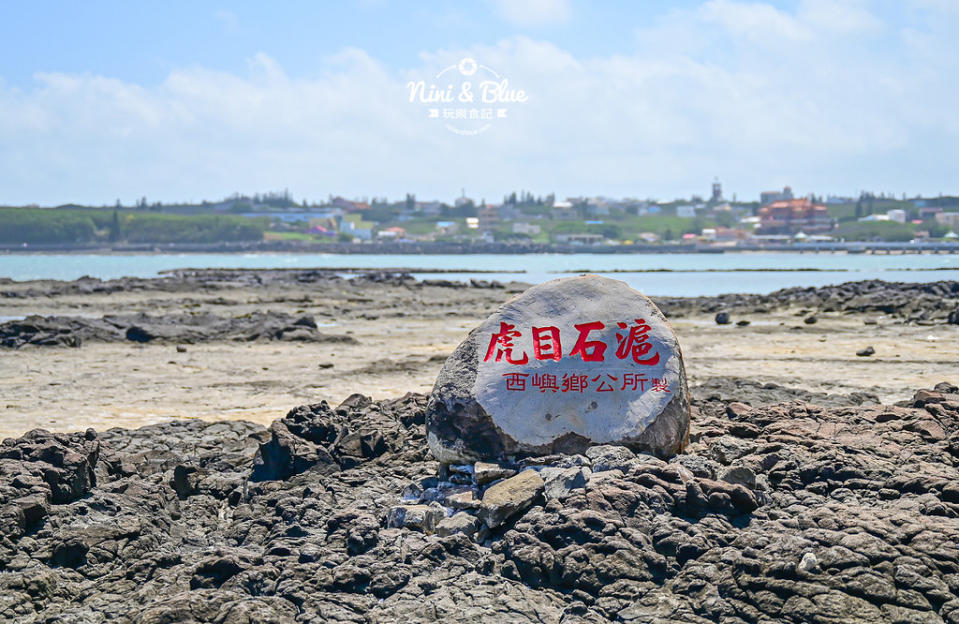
[2,252,959,298]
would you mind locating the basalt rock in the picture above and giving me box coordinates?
[3,382,959,623]
[655,279,959,323]
[251,392,429,481]
[0,428,100,542]
[0,311,357,348]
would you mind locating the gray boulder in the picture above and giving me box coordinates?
[435,513,482,538]
[386,503,446,533]
[476,470,544,528]
[541,466,591,501]
[474,461,517,485]
[426,275,690,463]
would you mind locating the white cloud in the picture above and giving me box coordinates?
[214,9,240,33]
[699,0,812,42]
[908,0,959,14]
[797,0,884,35]
[0,2,957,205]
[488,0,571,27]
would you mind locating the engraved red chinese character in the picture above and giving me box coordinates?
[531,326,562,361]
[561,373,589,393]
[503,372,529,391]
[615,319,660,365]
[650,378,670,392]
[484,322,529,365]
[569,321,606,362]
[621,373,649,392]
[591,374,618,392]
[531,373,559,393]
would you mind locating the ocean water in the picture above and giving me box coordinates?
[2,252,959,297]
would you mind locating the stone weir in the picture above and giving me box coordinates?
[426,274,691,464]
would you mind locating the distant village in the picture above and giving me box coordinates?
[73,182,959,247]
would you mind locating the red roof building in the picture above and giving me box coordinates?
[330,197,370,212]
[757,198,834,235]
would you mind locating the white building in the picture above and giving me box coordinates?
[555,233,604,245]
[935,212,959,228]
[454,190,473,208]
[512,222,542,235]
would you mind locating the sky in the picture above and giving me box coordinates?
[0,0,956,206]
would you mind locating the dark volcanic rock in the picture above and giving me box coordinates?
[0,429,99,543]
[0,311,357,348]
[252,392,429,481]
[654,279,959,323]
[4,381,959,623]
[691,378,881,407]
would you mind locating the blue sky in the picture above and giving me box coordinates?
[0,0,956,205]
[0,1,708,85]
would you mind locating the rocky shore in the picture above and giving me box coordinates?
[3,270,959,438]
[2,273,958,350]
[3,271,959,621]
[0,311,358,349]
[657,279,959,324]
[0,269,515,349]
[3,380,959,622]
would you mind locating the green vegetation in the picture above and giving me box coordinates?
[360,204,398,224]
[622,215,707,237]
[263,231,328,242]
[827,198,915,223]
[397,218,450,236]
[926,222,950,238]
[228,201,254,213]
[0,208,99,243]
[119,213,266,243]
[834,220,915,242]
[0,208,266,244]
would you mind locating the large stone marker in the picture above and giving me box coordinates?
[426,274,690,463]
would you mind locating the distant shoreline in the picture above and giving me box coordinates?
[158,266,522,275]
[551,266,959,273]
[2,240,959,255]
